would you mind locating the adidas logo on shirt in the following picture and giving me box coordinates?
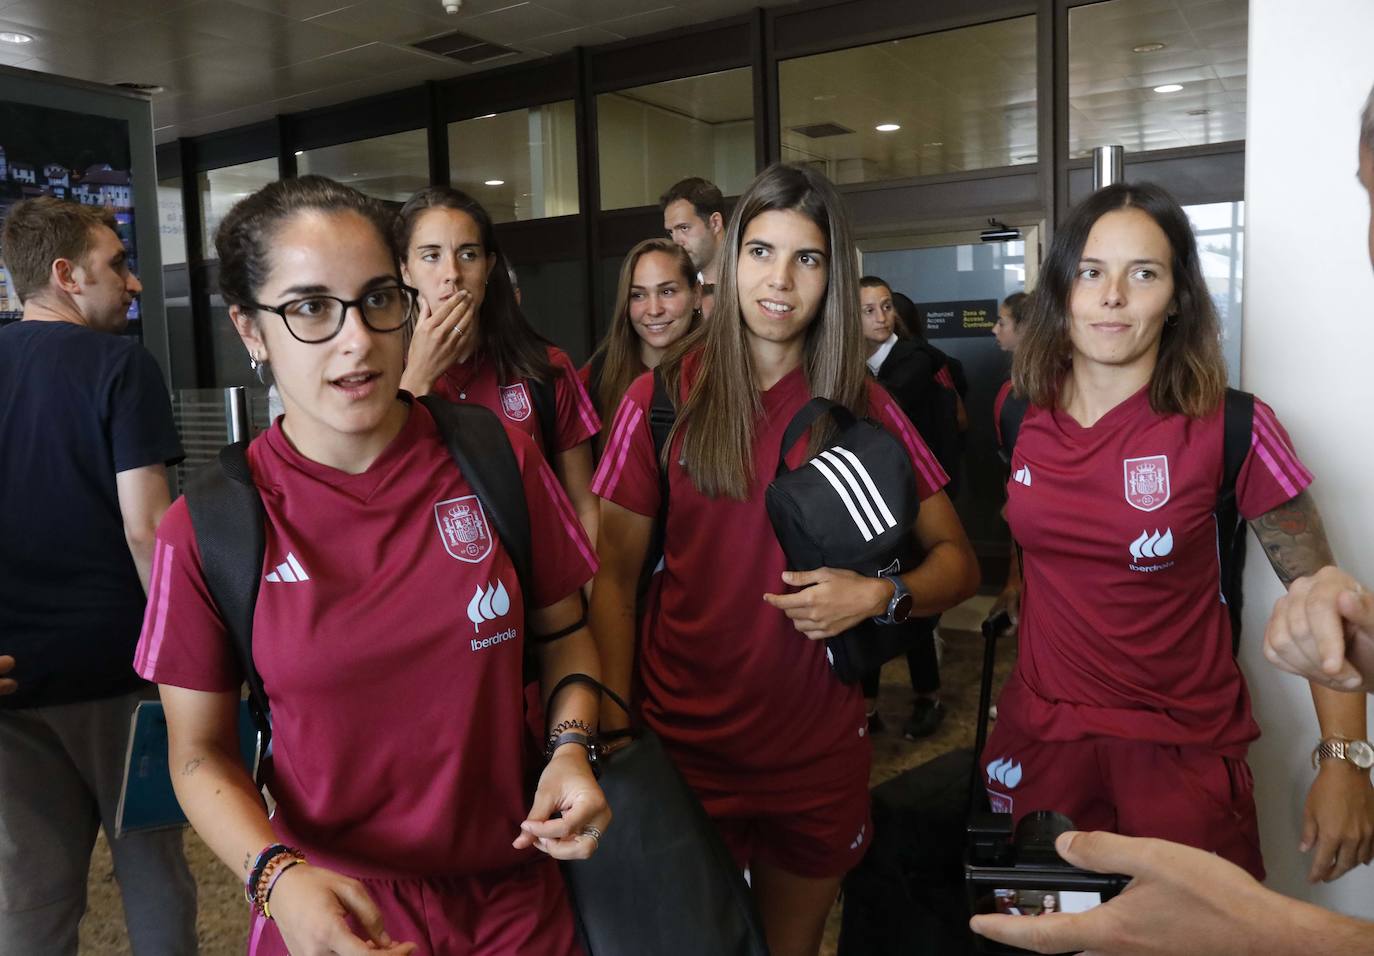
[265,553,309,583]
[1013,465,1032,487]
[809,447,898,542]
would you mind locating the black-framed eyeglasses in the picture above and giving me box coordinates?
[245,284,418,344]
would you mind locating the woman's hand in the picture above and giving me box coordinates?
[268,863,417,956]
[515,748,611,860]
[1301,760,1374,882]
[400,290,474,396]
[763,568,889,640]
[1265,565,1373,692]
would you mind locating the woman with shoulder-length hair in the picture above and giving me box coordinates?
[396,186,601,543]
[134,176,608,955]
[581,237,701,434]
[589,163,980,956]
[989,181,1372,885]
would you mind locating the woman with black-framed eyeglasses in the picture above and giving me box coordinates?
[133,176,608,955]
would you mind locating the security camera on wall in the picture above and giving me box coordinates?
[442,0,461,12]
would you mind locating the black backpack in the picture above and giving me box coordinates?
[998,387,1255,651]
[182,396,535,770]
[525,376,559,460]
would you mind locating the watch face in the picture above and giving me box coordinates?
[1349,740,1374,770]
[893,593,914,622]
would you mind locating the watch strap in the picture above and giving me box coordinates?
[1311,737,1373,770]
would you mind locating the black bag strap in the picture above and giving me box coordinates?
[776,397,859,475]
[641,367,678,596]
[526,375,560,462]
[183,443,272,750]
[418,395,533,606]
[1217,387,1255,653]
[997,389,1029,466]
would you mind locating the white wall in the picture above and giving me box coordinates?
[1242,0,1374,917]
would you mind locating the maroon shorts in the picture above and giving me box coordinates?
[246,858,580,956]
[691,770,873,880]
[982,720,1264,880]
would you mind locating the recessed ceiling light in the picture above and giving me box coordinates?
[484,179,505,186]
[1153,83,1183,93]
[478,113,496,119]
[0,31,33,44]
[812,94,836,102]
[924,141,943,147]
[875,123,901,132]
[294,150,304,156]
[1133,42,1166,53]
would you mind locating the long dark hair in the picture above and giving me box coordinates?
[395,186,553,383]
[1013,182,1226,418]
[660,163,868,500]
[589,238,699,422]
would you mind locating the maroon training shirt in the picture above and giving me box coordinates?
[135,400,596,877]
[592,362,947,797]
[430,345,599,456]
[1000,387,1312,755]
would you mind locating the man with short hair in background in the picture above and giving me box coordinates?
[660,176,726,317]
[0,196,196,953]
[969,80,1374,956]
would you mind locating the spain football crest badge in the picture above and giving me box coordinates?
[434,495,493,563]
[1123,455,1170,512]
[499,383,532,422]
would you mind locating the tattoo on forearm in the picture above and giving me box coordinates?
[181,757,204,777]
[243,851,253,874]
[1251,491,1335,586]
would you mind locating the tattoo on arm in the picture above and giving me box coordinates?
[180,756,205,777]
[1250,490,1335,586]
[243,851,253,875]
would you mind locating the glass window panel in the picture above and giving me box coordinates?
[450,102,579,224]
[157,176,186,267]
[1069,0,1247,158]
[778,17,1037,183]
[1184,199,1244,383]
[198,157,278,252]
[515,258,590,364]
[297,128,429,204]
[597,68,755,211]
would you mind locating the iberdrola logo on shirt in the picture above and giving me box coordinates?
[434,495,493,563]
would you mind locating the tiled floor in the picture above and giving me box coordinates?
[78,595,1016,955]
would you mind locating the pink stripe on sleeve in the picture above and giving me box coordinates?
[882,399,948,492]
[138,540,176,674]
[563,366,602,437]
[1250,438,1300,499]
[538,459,598,572]
[591,404,644,499]
[1251,403,1312,492]
[935,367,955,389]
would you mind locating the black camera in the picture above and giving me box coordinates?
[965,810,1129,955]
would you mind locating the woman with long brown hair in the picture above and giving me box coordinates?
[589,163,979,956]
[581,238,700,434]
[396,187,601,543]
[987,181,1371,885]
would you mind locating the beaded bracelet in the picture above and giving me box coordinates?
[245,844,292,905]
[260,857,306,921]
[245,843,304,917]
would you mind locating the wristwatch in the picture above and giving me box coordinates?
[1311,737,1374,771]
[874,574,913,625]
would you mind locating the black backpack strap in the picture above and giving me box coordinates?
[183,443,272,754]
[1217,388,1255,654]
[640,368,678,595]
[776,398,858,475]
[526,375,560,461]
[997,391,1029,466]
[419,396,533,597]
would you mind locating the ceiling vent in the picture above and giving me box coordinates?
[789,122,854,139]
[412,30,518,64]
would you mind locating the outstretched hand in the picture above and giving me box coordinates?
[268,863,417,956]
[514,749,611,861]
[1265,565,1373,692]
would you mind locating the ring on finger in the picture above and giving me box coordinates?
[579,825,602,843]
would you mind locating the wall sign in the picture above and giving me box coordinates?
[918,299,999,339]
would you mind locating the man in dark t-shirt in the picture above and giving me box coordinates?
[0,198,196,953]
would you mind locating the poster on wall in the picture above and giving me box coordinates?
[918,298,999,339]
[0,101,137,331]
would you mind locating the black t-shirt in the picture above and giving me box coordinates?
[0,321,184,708]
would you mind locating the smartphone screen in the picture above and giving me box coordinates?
[975,887,1103,916]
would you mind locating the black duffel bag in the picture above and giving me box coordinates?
[764,398,920,683]
[561,683,768,956]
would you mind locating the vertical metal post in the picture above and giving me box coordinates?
[1092,145,1125,190]
[225,386,250,443]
